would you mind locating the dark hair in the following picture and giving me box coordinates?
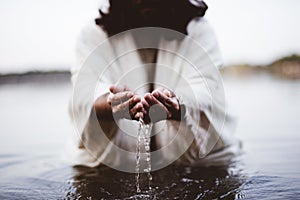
[95,0,208,37]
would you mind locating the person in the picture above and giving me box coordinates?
[66,0,241,171]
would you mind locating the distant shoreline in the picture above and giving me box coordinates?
[0,71,71,85]
[0,55,299,85]
[221,55,300,79]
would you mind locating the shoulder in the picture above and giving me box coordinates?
[75,21,109,60]
[72,21,110,76]
[187,17,215,38]
[77,20,109,45]
[186,17,223,68]
[77,20,108,45]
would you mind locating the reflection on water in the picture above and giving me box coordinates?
[66,165,244,199]
[0,72,300,199]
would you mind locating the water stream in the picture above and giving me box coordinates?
[135,119,142,193]
[135,118,153,196]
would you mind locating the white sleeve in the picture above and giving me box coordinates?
[155,18,238,166]
[67,21,117,167]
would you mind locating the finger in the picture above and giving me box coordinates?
[152,91,180,121]
[121,95,140,111]
[130,96,141,109]
[135,112,143,120]
[109,85,115,93]
[163,88,173,97]
[130,102,143,114]
[109,85,122,93]
[132,101,148,120]
[141,98,150,110]
[109,85,128,94]
[113,96,139,119]
[110,91,134,105]
[152,90,179,111]
[154,91,179,110]
[144,94,171,119]
[152,90,169,103]
[131,98,143,120]
[144,93,159,106]
[153,87,173,98]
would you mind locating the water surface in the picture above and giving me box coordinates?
[0,73,299,199]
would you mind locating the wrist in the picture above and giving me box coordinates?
[94,93,113,120]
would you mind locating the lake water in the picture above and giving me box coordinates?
[0,72,299,199]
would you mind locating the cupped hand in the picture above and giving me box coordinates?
[142,87,181,123]
[107,85,146,121]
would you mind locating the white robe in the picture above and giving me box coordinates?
[66,17,241,171]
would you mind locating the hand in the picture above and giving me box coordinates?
[142,87,181,123]
[107,85,146,121]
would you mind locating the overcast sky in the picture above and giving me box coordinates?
[0,0,300,73]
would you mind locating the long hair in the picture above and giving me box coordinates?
[95,0,208,37]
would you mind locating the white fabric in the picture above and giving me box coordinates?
[189,0,205,7]
[66,17,241,168]
[98,0,110,14]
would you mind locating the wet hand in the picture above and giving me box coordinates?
[108,85,146,121]
[142,87,181,123]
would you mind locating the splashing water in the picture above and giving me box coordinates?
[136,118,153,194]
[142,120,152,191]
[136,119,142,193]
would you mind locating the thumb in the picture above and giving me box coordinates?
[109,85,128,94]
